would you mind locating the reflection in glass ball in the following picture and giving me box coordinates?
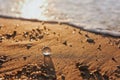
[42,46,51,56]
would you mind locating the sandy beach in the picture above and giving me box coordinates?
[0,17,120,80]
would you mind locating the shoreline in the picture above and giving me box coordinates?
[0,17,120,80]
[0,15,120,38]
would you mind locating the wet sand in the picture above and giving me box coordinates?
[0,17,120,80]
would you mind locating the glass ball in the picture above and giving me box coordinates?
[42,46,51,56]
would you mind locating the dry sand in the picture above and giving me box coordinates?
[0,17,120,80]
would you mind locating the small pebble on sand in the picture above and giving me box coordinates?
[23,56,27,60]
[63,41,67,46]
[43,26,46,30]
[12,31,17,38]
[23,32,29,38]
[85,34,89,38]
[112,57,117,62]
[72,29,76,34]
[117,65,120,69]
[61,74,65,80]
[86,38,95,43]
[0,36,2,42]
[97,44,101,50]
[79,31,82,35]
[69,44,72,47]
[53,32,56,35]
[16,24,19,27]
[0,24,4,29]
[26,44,32,49]
[36,28,41,33]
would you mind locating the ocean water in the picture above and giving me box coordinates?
[0,0,120,37]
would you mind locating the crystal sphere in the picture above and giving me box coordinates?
[42,46,51,56]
